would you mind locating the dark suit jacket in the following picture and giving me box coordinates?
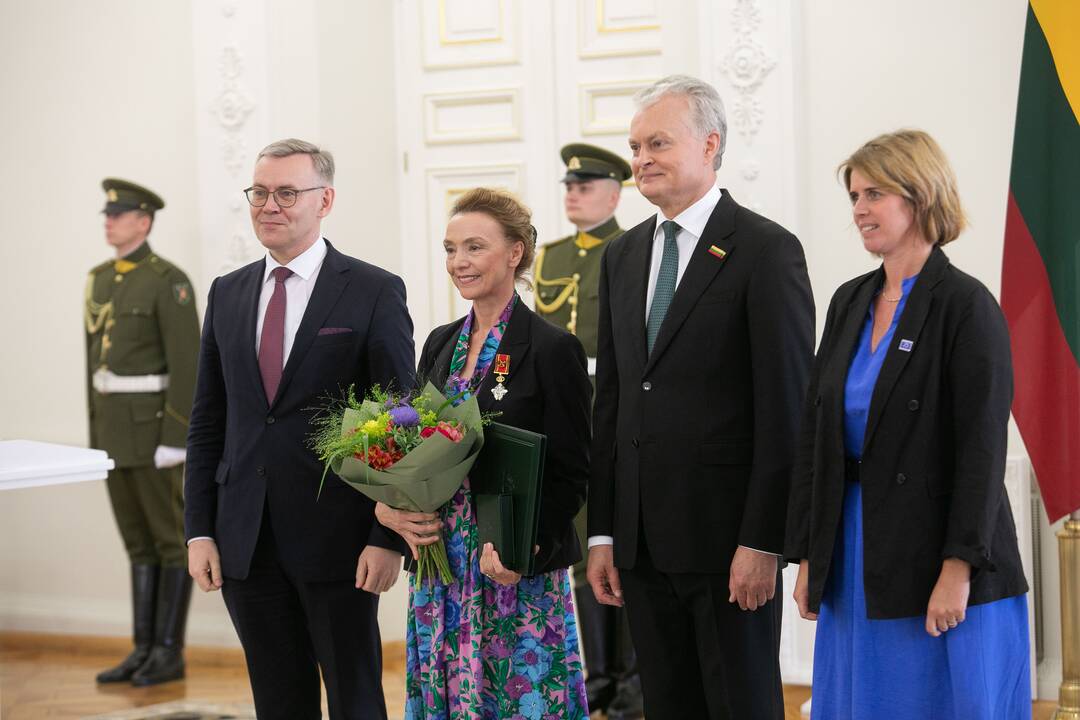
[185,241,415,582]
[417,300,592,575]
[784,247,1029,619]
[589,189,815,573]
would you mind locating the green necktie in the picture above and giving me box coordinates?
[646,220,680,354]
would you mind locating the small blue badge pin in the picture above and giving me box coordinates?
[899,339,914,352]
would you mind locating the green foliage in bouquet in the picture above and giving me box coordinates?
[309,382,486,585]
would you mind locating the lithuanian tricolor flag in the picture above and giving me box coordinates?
[1001,1,1080,523]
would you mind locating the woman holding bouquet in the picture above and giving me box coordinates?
[376,187,592,719]
[784,130,1030,719]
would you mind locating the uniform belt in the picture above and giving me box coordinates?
[92,368,169,394]
[844,457,861,483]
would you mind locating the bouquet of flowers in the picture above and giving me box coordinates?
[310,382,485,585]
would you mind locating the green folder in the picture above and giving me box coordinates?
[471,422,546,576]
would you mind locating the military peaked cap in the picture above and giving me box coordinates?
[560,143,632,184]
[101,177,165,215]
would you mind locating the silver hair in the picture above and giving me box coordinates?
[256,138,335,184]
[633,75,727,170]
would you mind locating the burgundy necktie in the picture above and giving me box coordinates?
[258,267,293,402]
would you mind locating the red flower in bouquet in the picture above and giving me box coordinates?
[310,381,489,586]
[435,421,464,442]
[357,446,397,470]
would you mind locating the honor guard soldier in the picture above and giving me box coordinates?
[534,144,643,719]
[87,178,200,686]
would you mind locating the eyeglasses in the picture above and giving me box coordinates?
[243,186,326,208]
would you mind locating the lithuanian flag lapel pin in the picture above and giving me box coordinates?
[707,244,727,260]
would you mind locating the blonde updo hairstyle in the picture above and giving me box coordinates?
[838,129,967,246]
[450,187,537,289]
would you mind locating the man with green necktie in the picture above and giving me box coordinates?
[586,76,814,719]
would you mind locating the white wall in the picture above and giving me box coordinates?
[0,0,408,646]
[0,0,211,636]
[796,0,1028,316]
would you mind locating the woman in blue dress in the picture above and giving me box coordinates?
[785,129,1031,719]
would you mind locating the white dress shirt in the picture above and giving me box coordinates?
[188,236,328,547]
[588,187,776,558]
[644,184,722,324]
[255,236,328,362]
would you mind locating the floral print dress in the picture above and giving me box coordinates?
[404,294,589,720]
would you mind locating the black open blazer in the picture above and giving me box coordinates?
[185,242,414,581]
[785,247,1028,619]
[416,300,592,575]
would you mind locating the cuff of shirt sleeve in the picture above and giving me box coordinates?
[587,535,614,548]
[187,536,214,546]
[739,544,782,557]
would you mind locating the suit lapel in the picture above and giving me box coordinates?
[240,259,267,408]
[862,248,950,454]
[427,320,464,390]
[644,192,737,375]
[618,220,655,373]
[272,243,350,407]
[811,268,880,471]
[826,269,881,394]
[476,300,532,413]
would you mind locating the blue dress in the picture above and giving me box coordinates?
[811,275,1031,720]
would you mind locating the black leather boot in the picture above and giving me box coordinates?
[605,607,644,720]
[97,564,159,683]
[576,582,617,713]
[131,566,192,686]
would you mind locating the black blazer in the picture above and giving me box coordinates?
[785,247,1029,619]
[417,300,592,575]
[589,190,815,573]
[185,241,415,581]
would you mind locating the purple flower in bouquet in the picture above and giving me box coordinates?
[388,405,421,427]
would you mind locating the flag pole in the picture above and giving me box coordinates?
[1055,511,1080,720]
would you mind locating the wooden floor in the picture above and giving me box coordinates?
[0,632,1057,719]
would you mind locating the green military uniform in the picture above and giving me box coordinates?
[88,179,200,686]
[535,215,622,360]
[534,144,632,585]
[536,145,643,719]
[87,192,199,566]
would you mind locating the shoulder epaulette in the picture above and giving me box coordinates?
[90,259,113,276]
[146,254,173,276]
[541,234,574,251]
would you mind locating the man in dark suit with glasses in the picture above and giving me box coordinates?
[186,138,414,720]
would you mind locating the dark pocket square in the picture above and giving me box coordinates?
[317,327,353,336]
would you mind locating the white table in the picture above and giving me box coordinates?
[0,440,114,490]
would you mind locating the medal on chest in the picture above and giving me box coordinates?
[491,353,510,401]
